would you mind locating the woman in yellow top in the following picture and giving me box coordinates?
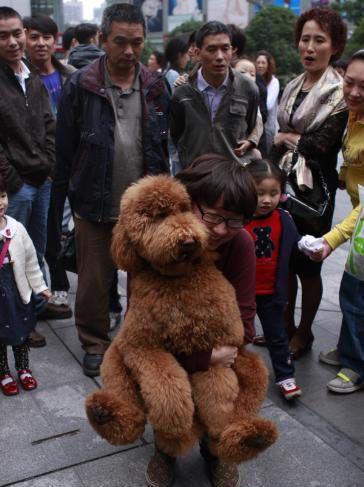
[311,50,364,394]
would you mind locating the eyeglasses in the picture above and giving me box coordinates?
[196,202,245,229]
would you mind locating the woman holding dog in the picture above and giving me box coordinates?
[271,7,348,359]
[146,154,260,487]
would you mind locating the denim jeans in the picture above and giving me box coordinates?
[338,272,364,381]
[256,295,295,382]
[7,180,52,313]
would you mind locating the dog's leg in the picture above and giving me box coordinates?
[123,346,195,437]
[207,349,278,463]
[85,342,146,445]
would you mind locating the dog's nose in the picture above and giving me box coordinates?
[180,238,197,256]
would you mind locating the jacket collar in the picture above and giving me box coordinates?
[79,55,166,99]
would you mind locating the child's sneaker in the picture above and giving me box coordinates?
[277,378,302,400]
[327,368,364,394]
[319,348,340,366]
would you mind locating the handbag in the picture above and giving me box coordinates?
[58,229,77,274]
[282,150,332,236]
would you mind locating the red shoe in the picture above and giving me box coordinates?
[18,369,38,391]
[277,378,302,401]
[0,374,19,396]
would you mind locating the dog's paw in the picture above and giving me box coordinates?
[89,403,113,425]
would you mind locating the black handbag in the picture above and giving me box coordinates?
[58,229,77,274]
[282,154,332,236]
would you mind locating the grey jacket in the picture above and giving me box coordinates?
[170,68,259,168]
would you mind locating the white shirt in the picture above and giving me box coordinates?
[14,60,30,94]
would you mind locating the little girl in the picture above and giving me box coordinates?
[0,174,50,396]
[245,160,302,400]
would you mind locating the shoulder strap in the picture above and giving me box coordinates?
[0,238,10,268]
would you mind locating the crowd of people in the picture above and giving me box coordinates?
[0,3,363,486]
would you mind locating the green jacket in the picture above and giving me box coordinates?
[170,67,259,168]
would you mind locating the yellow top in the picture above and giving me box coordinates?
[339,112,364,206]
[324,205,361,249]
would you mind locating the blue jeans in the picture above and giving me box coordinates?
[338,272,364,381]
[7,180,52,313]
[256,295,295,382]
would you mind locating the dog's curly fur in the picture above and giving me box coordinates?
[85,175,278,462]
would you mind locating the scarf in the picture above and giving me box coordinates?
[277,66,346,189]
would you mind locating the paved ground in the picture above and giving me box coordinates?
[1,189,364,487]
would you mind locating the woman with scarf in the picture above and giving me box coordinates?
[271,7,348,359]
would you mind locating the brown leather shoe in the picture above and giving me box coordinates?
[37,302,72,321]
[145,448,176,487]
[28,329,47,348]
[207,459,241,487]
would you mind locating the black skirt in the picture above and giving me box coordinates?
[0,261,36,346]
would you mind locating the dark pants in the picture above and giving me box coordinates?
[256,294,295,382]
[338,272,364,381]
[74,218,116,355]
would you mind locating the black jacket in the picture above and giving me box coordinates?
[55,56,170,223]
[0,60,55,192]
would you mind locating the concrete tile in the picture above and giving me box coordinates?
[54,326,84,364]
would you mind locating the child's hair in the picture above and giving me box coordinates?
[0,172,7,193]
[246,159,286,194]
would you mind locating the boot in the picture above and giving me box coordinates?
[145,447,176,487]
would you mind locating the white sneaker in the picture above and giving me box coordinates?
[49,291,69,306]
[277,378,302,400]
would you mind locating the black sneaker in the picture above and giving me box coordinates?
[82,353,103,377]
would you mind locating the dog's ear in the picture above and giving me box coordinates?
[111,221,143,273]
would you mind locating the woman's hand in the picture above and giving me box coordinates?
[274,132,300,149]
[310,239,333,262]
[234,140,253,156]
[210,346,238,367]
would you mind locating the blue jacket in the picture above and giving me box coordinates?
[274,209,300,304]
[54,56,170,223]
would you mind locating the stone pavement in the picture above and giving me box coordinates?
[1,189,364,487]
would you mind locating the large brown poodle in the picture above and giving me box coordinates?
[85,175,278,463]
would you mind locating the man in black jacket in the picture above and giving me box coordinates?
[55,3,169,377]
[0,7,56,344]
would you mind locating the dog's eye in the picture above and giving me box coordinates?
[155,210,169,219]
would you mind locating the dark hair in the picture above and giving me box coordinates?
[101,3,145,38]
[150,50,164,69]
[295,7,347,62]
[332,59,348,71]
[23,14,58,38]
[0,172,7,193]
[347,50,364,68]
[195,21,231,49]
[74,23,98,44]
[227,24,246,58]
[165,36,188,71]
[256,50,276,84]
[246,159,286,194]
[188,31,196,47]
[0,6,21,22]
[62,26,75,51]
[176,154,257,221]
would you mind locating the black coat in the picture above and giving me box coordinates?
[55,56,170,223]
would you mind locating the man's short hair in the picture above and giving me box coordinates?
[0,6,21,22]
[74,23,98,44]
[62,26,75,51]
[23,14,58,38]
[101,3,146,38]
[227,24,246,58]
[195,21,231,49]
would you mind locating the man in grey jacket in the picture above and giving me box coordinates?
[170,21,259,169]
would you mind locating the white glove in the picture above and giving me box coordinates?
[298,235,324,259]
